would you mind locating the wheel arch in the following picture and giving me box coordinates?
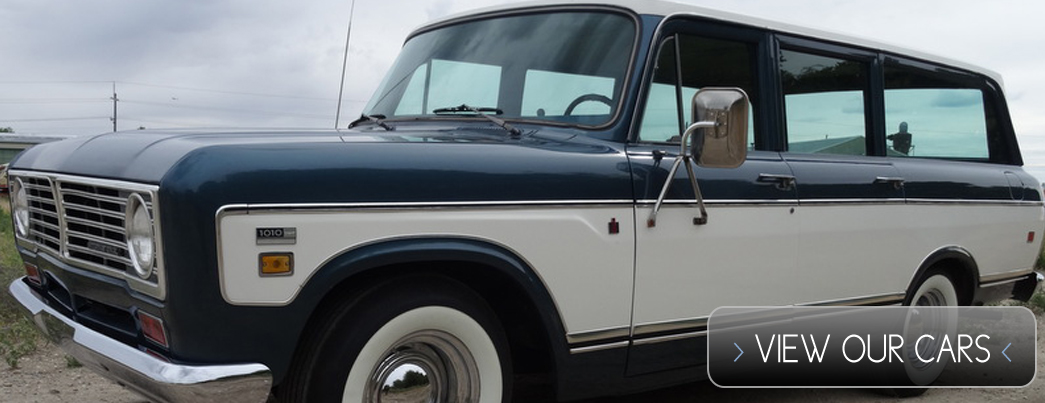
[905,246,980,306]
[284,236,567,384]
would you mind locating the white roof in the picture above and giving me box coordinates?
[420,0,1003,85]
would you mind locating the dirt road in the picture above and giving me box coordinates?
[2,312,1041,403]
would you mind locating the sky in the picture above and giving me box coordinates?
[3,0,1045,179]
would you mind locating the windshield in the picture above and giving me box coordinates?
[363,11,636,127]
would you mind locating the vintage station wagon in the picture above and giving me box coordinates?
[8,1,1043,402]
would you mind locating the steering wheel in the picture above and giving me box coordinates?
[563,93,613,116]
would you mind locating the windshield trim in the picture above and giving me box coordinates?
[380,5,643,133]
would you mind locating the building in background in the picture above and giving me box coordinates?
[0,135,65,165]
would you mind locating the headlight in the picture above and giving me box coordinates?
[125,193,155,279]
[11,177,30,239]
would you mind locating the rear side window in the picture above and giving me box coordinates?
[884,65,991,159]
[780,49,869,156]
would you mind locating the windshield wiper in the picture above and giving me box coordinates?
[347,114,394,131]
[432,104,522,138]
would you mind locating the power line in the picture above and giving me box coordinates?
[0,117,110,123]
[120,117,235,128]
[0,98,110,104]
[121,99,334,119]
[0,80,114,85]
[119,81,343,102]
[0,80,363,103]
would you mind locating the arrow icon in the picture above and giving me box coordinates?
[1002,343,1012,362]
[734,342,744,362]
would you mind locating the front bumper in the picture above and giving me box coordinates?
[9,279,272,403]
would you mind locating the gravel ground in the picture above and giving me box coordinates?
[0,346,146,403]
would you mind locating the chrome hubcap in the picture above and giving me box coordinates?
[365,330,479,403]
[907,288,949,369]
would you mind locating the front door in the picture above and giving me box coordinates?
[627,21,799,375]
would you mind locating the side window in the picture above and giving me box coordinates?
[884,65,990,159]
[638,34,758,145]
[781,50,869,155]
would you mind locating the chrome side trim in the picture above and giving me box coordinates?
[633,198,1043,207]
[800,292,906,307]
[632,330,707,346]
[980,268,1036,287]
[565,326,631,346]
[629,294,907,346]
[10,279,272,403]
[798,198,907,206]
[907,198,1044,207]
[217,200,635,215]
[569,341,630,355]
[636,199,799,207]
[212,197,1045,215]
[633,317,708,337]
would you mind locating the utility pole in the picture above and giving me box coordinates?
[111,81,118,132]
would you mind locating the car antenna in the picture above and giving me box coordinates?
[334,0,357,129]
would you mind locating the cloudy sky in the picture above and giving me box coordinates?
[3,0,1045,178]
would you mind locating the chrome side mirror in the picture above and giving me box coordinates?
[685,88,749,168]
[647,87,750,228]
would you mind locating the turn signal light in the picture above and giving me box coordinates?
[138,310,169,348]
[259,253,294,276]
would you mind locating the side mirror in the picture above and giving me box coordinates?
[684,88,749,168]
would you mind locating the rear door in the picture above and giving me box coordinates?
[776,40,910,305]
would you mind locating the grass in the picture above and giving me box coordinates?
[0,194,40,368]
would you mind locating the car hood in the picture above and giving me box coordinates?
[8,126,586,184]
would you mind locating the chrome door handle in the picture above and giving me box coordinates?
[758,173,796,191]
[874,176,905,190]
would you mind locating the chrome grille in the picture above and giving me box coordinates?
[23,176,61,252]
[12,171,165,300]
[60,182,144,273]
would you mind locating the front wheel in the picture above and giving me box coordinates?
[285,276,512,403]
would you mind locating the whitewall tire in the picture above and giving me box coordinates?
[342,306,503,403]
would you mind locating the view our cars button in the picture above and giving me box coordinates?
[707,306,1036,388]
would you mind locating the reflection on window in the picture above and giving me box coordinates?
[395,65,428,115]
[365,12,635,127]
[639,35,757,146]
[781,50,868,155]
[885,66,989,159]
[521,70,614,117]
[395,60,501,115]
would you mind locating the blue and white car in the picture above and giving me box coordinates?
[8,1,1043,402]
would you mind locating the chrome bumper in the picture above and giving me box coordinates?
[9,279,272,403]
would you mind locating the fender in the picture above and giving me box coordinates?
[289,236,571,374]
[904,246,980,305]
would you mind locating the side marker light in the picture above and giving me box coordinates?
[260,253,294,276]
[137,310,169,348]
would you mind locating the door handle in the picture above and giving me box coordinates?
[874,176,905,190]
[758,173,796,191]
